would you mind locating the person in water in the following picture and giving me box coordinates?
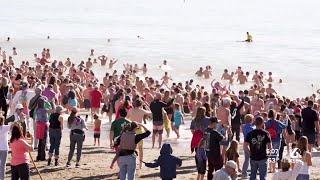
[245,32,253,42]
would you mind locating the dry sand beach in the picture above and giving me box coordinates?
[4,115,320,180]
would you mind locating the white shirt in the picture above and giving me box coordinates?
[0,125,11,151]
[213,168,232,180]
[272,160,303,180]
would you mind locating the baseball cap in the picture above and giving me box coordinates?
[15,104,24,110]
[209,117,220,124]
[226,160,237,170]
[55,105,66,113]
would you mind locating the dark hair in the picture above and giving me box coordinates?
[10,125,23,143]
[268,109,276,119]
[68,90,76,99]
[49,76,56,85]
[68,111,77,126]
[119,108,127,117]
[134,99,142,107]
[203,103,212,117]
[308,100,314,107]
[123,122,138,132]
[255,116,264,126]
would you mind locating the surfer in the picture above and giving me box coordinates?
[245,32,253,42]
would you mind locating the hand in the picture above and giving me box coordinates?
[110,164,114,169]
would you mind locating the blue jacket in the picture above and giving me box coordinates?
[145,143,182,179]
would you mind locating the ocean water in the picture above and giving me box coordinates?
[0,0,320,98]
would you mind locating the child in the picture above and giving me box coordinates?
[93,114,101,146]
[204,117,224,179]
[196,139,207,180]
[163,110,171,138]
[173,103,183,138]
[225,140,241,173]
[145,143,182,180]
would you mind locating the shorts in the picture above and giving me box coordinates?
[208,155,223,172]
[153,125,163,134]
[174,125,180,129]
[220,140,229,146]
[270,141,281,159]
[164,118,171,131]
[94,133,100,139]
[196,160,206,174]
[84,99,91,109]
[303,132,316,145]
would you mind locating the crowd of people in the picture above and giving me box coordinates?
[0,45,318,180]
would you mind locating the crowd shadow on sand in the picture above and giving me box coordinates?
[68,173,118,180]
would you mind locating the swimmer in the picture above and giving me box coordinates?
[107,38,111,43]
[237,71,247,84]
[161,72,172,85]
[86,58,93,69]
[133,64,140,72]
[45,49,51,59]
[47,36,50,39]
[266,72,273,82]
[142,64,147,74]
[65,58,72,67]
[109,58,118,69]
[252,70,259,82]
[90,49,94,56]
[221,69,231,80]
[8,56,14,66]
[160,60,168,67]
[279,79,283,83]
[266,84,276,95]
[195,67,204,77]
[98,55,108,66]
[203,66,212,79]
[245,71,250,78]
[34,53,40,63]
[12,47,17,55]
[7,37,10,41]
[245,32,252,42]
[2,51,6,60]
[137,35,143,39]
[235,66,243,76]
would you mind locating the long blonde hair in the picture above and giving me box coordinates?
[297,136,308,155]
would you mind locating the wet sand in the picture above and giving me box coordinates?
[4,114,320,180]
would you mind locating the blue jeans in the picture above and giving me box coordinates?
[242,149,250,176]
[0,150,8,180]
[296,174,310,180]
[250,159,267,180]
[119,155,136,180]
[67,133,84,163]
[49,128,62,158]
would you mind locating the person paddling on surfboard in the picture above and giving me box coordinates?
[245,32,253,42]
